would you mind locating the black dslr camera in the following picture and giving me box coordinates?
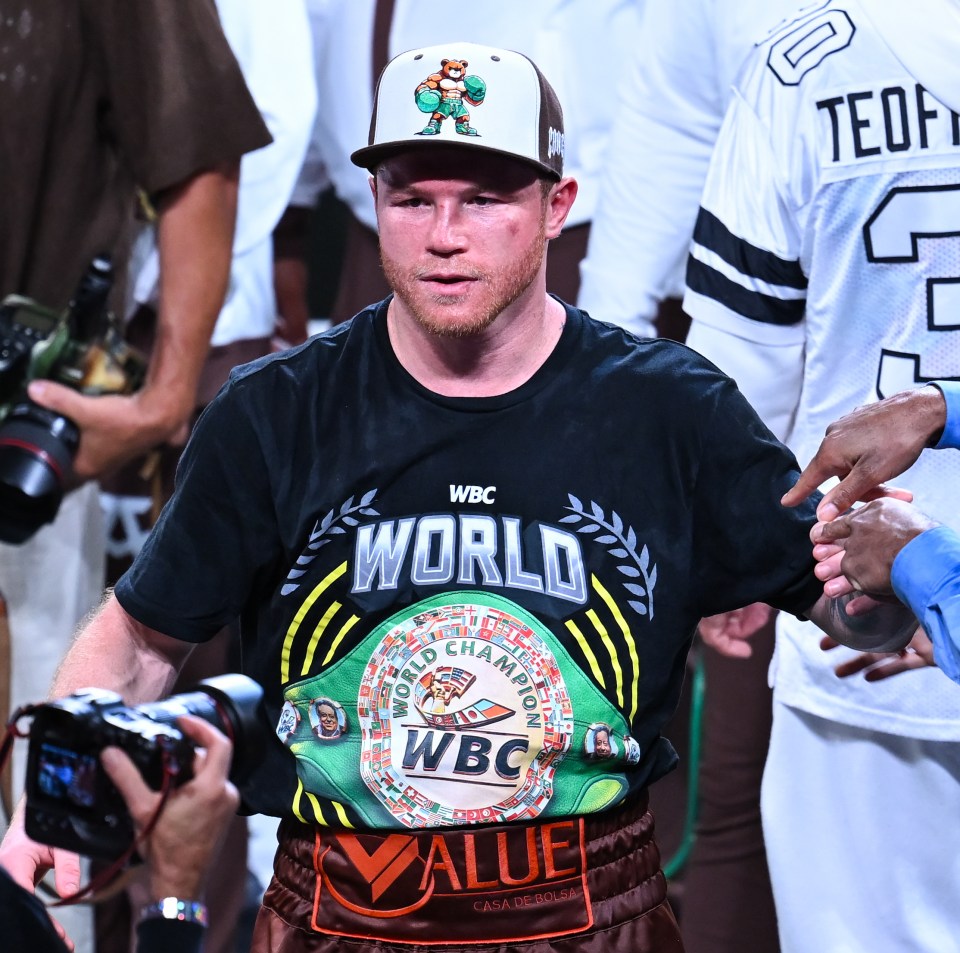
[24,674,266,859]
[0,255,146,544]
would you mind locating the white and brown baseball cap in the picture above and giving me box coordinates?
[351,41,565,180]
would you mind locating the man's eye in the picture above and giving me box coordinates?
[472,196,497,206]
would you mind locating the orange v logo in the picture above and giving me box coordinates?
[336,834,421,902]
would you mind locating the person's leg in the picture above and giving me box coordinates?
[763,702,960,953]
[681,620,780,953]
[329,216,392,325]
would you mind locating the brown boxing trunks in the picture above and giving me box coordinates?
[251,792,683,952]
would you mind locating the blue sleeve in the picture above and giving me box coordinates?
[892,525,960,686]
[931,381,960,450]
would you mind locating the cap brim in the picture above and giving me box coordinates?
[350,138,562,180]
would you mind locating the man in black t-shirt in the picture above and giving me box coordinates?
[0,41,918,953]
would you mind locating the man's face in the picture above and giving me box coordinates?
[594,730,611,757]
[318,705,338,733]
[374,148,551,337]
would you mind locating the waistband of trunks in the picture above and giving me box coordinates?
[263,791,667,945]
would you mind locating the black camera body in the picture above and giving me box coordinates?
[0,255,146,544]
[24,675,265,859]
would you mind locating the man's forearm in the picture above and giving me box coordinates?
[141,161,241,438]
[49,594,192,705]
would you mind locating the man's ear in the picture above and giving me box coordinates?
[544,177,579,239]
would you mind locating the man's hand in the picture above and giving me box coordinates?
[23,163,239,484]
[0,805,78,952]
[101,715,238,901]
[821,629,935,681]
[26,383,190,482]
[698,603,774,658]
[810,498,940,598]
[781,386,944,520]
[0,802,81,896]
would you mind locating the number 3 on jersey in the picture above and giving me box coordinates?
[863,183,960,397]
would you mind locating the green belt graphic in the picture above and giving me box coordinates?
[279,592,640,828]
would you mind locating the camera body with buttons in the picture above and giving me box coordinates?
[24,675,265,858]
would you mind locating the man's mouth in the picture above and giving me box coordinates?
[421,274,478,292]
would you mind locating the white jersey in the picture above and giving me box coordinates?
[684,0,960,739]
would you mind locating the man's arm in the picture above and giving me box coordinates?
[48,593,194,703]
[27,163,240,480]
[0,595,194,897]
[577,0,722,334]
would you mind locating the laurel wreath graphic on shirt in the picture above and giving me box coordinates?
[281,489,380,596]
[559,494,658,619]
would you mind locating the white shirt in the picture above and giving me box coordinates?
[683,0,960,739]
[132,0,317,347]
[576,0,803,336]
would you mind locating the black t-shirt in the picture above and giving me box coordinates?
[116,300,821,828]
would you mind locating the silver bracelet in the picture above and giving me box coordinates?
[138,897,209,927]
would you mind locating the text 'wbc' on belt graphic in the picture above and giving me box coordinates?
[359,599,575,828]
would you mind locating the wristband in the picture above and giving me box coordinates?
[138,897,209,927]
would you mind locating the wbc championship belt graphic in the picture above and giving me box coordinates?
[278,591,641,830]
[277,592,643,942]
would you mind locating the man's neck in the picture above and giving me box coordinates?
[386,294,567,398]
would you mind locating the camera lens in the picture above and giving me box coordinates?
[0,401,78,543]
[136,674,267,782]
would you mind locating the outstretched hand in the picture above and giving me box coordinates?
[821,629,935,681]
[698,603,774,658]
[781,386,945,520]
[810,498,939,598]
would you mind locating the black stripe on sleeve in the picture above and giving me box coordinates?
[686,257,806,326]
[693,207,807,290]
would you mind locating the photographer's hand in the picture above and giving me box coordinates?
[100,715,239,902]
[26,162,240,483]
[0,799,81,896]
[0,799,80,951]
[25,385,190,483]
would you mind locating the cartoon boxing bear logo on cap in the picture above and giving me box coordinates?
[414,57,487,137]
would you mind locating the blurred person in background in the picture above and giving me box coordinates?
[576,2,804,949]
[94,2,316,950]
[0,3,270,949]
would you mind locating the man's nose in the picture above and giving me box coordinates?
[426,205,468,253]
